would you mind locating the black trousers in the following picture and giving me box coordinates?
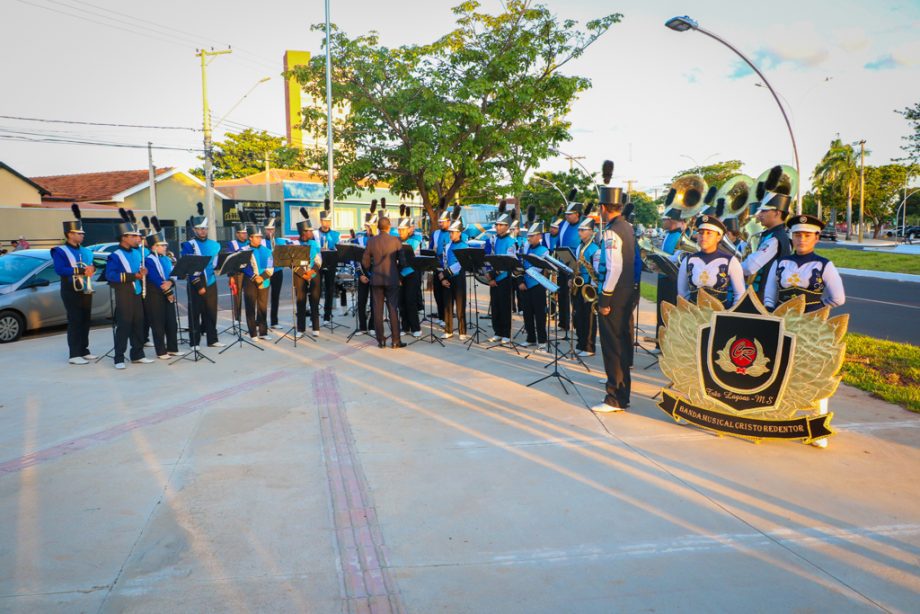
[599,301,633,408]
[189,282,218,346]
[372,284,400,344]
[556,271,571,331]
[433,271,445,321]
[145,288,178,356]
[269,268,284,326]
[294,274,321,332]
[60,285,92,358]
[113,285,145,363]
[656,274,677,347]
[521,284,547,344]
[572,290,597,353]
[399,272,421,333]
[243,278,268,338]
[490,277,513,338]
[357,278,370,331]
[442,274,466,335]
[321,267,337,320]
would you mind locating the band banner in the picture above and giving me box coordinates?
[658,391,834,442]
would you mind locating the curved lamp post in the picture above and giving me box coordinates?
[665,15,801,213]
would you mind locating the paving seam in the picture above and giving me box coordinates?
[314,366,405,614]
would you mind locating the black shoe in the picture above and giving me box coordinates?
[378,342,386,348]
[392,342,406,349]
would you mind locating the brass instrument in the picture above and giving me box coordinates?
[72,258,94,294]
[666,174,709,220]
[572,243,599,304]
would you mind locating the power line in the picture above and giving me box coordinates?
[0,132,203,152]
[0,114,199,131]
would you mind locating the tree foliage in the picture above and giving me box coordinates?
[191,129,306,180]
[861,164,913,237]
[519,169,596,222]
[895,101,920,164]
[812,138,860,223]
[627,190,659,227]
[289,1,621,221]
[670,160,744,188]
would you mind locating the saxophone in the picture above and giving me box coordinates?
[572,243,599,304]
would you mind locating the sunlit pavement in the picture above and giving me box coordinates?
[1,298,918,613]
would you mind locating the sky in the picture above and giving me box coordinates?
[3,0,920,195]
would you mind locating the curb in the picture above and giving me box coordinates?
[837,268,920,283]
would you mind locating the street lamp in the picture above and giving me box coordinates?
[679,152,719,175]
[665,15,801,213]
[552,148,601,199]
[213,77,272,129]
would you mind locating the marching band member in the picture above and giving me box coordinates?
[291,212,324,339]
[656,208,685,346]
[724,217,746,255]
[764,214,845,313]
[764,214,846,448]
[592,187,636,413]
[241,225,274,340]
[226,222,250,326]
[180,207,223,349]
[742,191,791,301]
[354,202,378,335]
[544,206,563,250]
[518,219,550,351]
[105,218,152,369]
[52,204,96,364]
[677,215,745,308]
[555,197,583,338]
[429,198,452,326]
[572,217,602,357]
[398,206,422,338]
[317,198,341,322]
[487,201,516,344]
[144,228,185,359]
[262,211,285,331]
[439,206,468,340]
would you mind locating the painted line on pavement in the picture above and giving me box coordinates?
[847,296,920,309]
[314,367,404,614]
[0,370,290,476]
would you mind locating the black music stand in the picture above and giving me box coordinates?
[482,254,524,355]
[453,247,486,349]
[401,246,437,346]
[320,249,345,333]
[170,255,215,364]
[216,250,263,354]
[94,278,118,363]
[337,243,367,343]
[273,244,317,347]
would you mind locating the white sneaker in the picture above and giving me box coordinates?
[520,341,532,347]
[132,358,155,364]
[440,332,453,339]
[534,345,550,354]
[114,362,126,370]
[82,353,97,360]
[271,324,284,330]
[209,342,226,348]
[144,341,154,348]
[68,356,89,365]
[260,334,274,341]
[591,402,624,413]
[191,345,200,351]
[312,329,320,337]
[412,331,421,338]
[355,330,366,336]
[168,350,188,357]
[295,332,304,339]
[323,318,331,324]
[487,336,499,343]
[811,438,828,449]
[501,337,511,344]
[459,334,470,341]
[436,319,445,327]
[157,354,171,360]
[578,350,595,357]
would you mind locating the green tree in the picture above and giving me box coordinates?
[862,164,914,238]
[191,129,306,180]
[895,101,920,163]
[519,169,596,222]
[627,191,659,227]
[812,138,861,238]
[289,1,621,222]
[670,160,744,188]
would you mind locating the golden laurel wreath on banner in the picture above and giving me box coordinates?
[657,287,849,442]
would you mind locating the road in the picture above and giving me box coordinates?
[641,271,919,345]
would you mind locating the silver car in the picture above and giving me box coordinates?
[0,249,113,343]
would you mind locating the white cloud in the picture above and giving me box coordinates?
[834,27,870,52]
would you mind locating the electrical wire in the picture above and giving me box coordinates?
[0,114,199,131]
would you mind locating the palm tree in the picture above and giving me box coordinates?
[812,138,865,239]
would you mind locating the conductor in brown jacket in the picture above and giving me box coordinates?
[361,216,406,348]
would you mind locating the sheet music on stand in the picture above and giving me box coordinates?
[522,253,560,293]
[551,246,576,274]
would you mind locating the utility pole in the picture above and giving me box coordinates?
[563,153,586,172]
[324,0,335,219]
[626,179,636,199]
[147,141,158,216]
[264,151,271,204]
[196,47,232,240]
[858,139,866,244]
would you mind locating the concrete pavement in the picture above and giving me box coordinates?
[1,297,919,613]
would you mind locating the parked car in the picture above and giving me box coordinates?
[85,242,119,255]
[0,249,113,343]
